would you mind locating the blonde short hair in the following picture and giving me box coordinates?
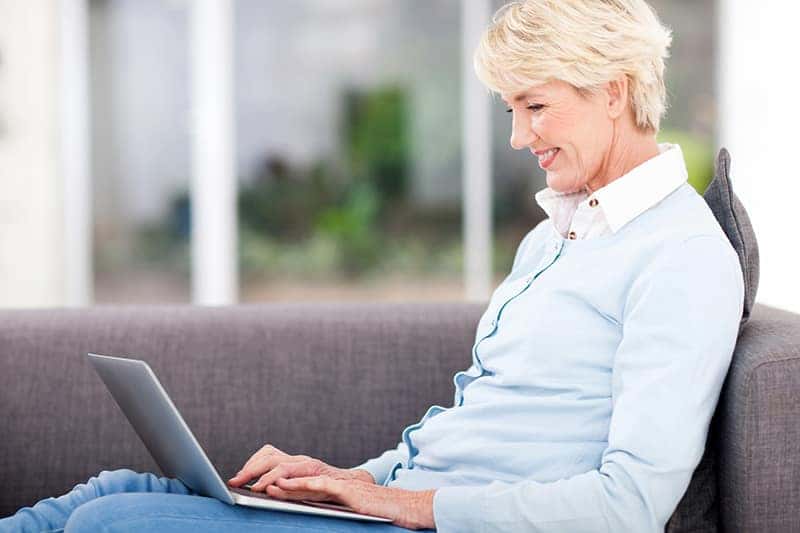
[474,0,672,132]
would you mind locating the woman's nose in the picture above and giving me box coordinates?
[509,115,535,150]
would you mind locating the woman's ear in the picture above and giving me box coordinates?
[605,76,629,121]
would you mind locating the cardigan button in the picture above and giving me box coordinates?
[589,198,599,207]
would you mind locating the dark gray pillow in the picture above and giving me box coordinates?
[702,147,760,330]
[666,148,760,533]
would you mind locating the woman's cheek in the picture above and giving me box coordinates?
[530,115,545,137]
[534,116,560,145]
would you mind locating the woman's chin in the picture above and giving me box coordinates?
[544,172,568,193]
[545,172,584,194]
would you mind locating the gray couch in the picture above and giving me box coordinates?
[0,301,798,531]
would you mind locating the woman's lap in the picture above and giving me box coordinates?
[0,469,413,533]
[65,492,410,532]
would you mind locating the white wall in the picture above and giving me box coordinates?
[190,0,237,305]
[0,1,65,307]
[718,0,800,313]
[61,0,92,306]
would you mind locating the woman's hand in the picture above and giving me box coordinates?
[269,476,436,530]
[226,444,374,491]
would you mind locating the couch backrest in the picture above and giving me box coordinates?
[0,303,481,518]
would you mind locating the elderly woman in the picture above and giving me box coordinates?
[1,1,742,532]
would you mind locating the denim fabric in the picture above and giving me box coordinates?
[0,469,417,533]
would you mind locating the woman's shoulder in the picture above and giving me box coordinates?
[630,181,731,244]
[612,182,742,289]
[624,182,743,284]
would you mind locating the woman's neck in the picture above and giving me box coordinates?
[586,127,660,194]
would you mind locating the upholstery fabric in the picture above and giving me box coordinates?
[703,147,760,329]
[717,305,800,532]
[0,303,481,518]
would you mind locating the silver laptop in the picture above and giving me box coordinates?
[86,352,391,523]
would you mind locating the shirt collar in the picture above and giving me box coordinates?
[534,143,688,234]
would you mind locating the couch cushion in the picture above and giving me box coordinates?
[702,147,760,329]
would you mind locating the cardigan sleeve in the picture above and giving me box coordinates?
[433,234,744,532]
[352,441,409,486]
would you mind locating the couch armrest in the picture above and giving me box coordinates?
[717,304,800,532]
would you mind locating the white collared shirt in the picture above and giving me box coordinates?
[534,143,689,240]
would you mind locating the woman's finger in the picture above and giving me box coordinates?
[249,462,293,491]
[268,478,338,502]
[241,444,286,471]
[274,476,342,498]
[234,449,274,480]
[229,457,282,486]
[229,447,294,486]
[266,484,312,501]
[250,460,320,491]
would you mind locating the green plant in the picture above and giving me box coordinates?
[238,157,337,241]
[657,129,714,194]
[315,182,381,276]
[343,86,409,203]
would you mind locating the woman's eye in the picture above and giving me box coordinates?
[505,104,544,113]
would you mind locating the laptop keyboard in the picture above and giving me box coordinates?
[229,486,272,500]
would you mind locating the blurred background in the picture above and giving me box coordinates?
[0,0,797,310]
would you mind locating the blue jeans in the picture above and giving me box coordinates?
[0,469,425,532]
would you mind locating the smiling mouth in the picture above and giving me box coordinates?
[536,148,560,169]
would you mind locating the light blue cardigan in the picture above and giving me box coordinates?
[358,181,744,532]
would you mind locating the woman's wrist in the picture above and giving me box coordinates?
[403,489,436,530]
[347,468,377,484]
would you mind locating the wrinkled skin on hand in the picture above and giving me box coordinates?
[227,443,374,491]
[227,444,436,530]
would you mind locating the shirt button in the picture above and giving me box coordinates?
[589,198,599,207]
[568,231,577,240]
[490,319,497,327]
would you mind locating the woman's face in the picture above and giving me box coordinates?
[502,80,615,194]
